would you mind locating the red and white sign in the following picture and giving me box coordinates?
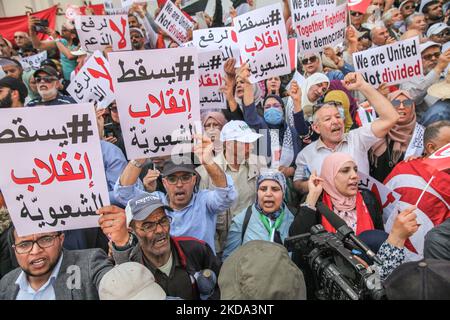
[75,15,131,53]
[0,104,109,236]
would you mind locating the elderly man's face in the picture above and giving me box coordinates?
[162,171,196,210]
[313,105,345,144]
[425,126,450,156]
[409,15,427,33]
[421,46,441,74]
[13,231,64,278]
[372,27,389,45]
[14,32,30,48]
[350,11,364,26]
[130,31,144,50]
[35,71,59,101]
[133,208,171,259]
[391,9,403,23]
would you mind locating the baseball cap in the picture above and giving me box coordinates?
[161,159,196,177]
[420,41,441,53]
[384,259,450,300]
[398,0,415,10]
[426,23,449,38]
[99,262,166,300]
[218,240,307,300]
[0,76,28,104]
[220,120,263,143]
[33,65,59,78]
[129,27,145,38]
[125,193,172,227]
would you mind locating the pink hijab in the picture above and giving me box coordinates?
[320,152,357,212]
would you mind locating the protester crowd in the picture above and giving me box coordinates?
[0,0,449,300]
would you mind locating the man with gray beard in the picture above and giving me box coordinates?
[400,42,450,121]
[26,66,75,107]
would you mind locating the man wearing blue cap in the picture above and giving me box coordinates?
[97,194,221,300]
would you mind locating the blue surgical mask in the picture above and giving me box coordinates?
[264,107,284,125]
[393,21,405,30]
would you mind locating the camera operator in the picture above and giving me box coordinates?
[289,152,419,299]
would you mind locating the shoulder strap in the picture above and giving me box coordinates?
[241,205,253,244]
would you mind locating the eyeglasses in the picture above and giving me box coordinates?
[350,11,363,17]
[164,174,194,185]
[435,30,450,38]
[301,56,318,65]
[422,52,440,61]
[135,216,172,233]
[312,101,342,114]
[14,36,25,39]
[35,76,58,83]
[391,99,414,108]
[12,234,60,254]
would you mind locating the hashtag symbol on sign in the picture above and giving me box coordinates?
[268,9,281,26]
[66,114,93,144]
[209,55,221,70]
[175,56,195,81]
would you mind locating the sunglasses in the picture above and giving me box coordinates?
[14,36,25,39]
[435,30,450,38]
[391,99,414,108]
[164,174,194,185]
[301,56,318,65]
[350,11,363,17]
[35,76,58,83]
[422,52,440,61]
[403,4,415,10]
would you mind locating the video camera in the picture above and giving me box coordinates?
[284,203,385,300]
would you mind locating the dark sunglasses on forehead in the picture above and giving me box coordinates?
[35,76,58,83]
[301,56,318,65]
[391,99,414,108]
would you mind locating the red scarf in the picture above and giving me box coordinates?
[321,191,374,235]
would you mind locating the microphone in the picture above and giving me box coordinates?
[316,202,382,265]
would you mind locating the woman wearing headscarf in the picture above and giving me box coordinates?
[238,64,306,171]
[369,90,424,182]
[292,73,330,144]
[201,111,228,156]
[222,170,295,261]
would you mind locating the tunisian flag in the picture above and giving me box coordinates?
[383,158,450,260]
[348,0,372,14]
[0,6,58,44]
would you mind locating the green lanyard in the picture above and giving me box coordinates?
[259,209,285,241]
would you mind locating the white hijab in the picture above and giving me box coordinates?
[300,72,330,119]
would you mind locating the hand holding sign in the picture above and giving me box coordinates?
[224,58,237,78]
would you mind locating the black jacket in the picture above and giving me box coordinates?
[112,236,221,300]
[289,188,384,300]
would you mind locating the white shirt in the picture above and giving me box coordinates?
[294,124,381,181]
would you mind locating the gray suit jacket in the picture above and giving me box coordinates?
[0,248,113,300]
